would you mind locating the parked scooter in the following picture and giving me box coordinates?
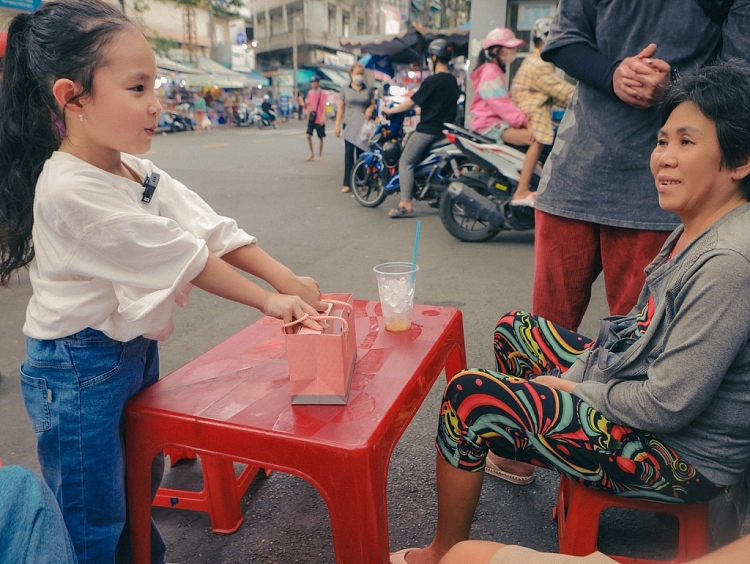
[233,103,254,127]
[439,123,541,242]
[350,112,470,209]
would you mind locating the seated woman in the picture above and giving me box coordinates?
[391,61,750,564]
[469,28,535,206]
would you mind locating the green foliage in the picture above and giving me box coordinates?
[148,34,180,57]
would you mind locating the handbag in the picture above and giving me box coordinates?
[282,294,357,405]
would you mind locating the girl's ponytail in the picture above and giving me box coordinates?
[0,12,60,285]
[0,0,133,286]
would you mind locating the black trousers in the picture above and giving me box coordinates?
[343,140,363,188]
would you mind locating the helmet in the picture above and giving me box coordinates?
[482,28,524,51]
[382,140,402,168]
[263,94,269,101]
[531,16,553,43]
[427,39,454,62]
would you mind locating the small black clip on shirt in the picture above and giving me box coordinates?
[141,172,160,203]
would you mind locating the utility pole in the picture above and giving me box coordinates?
[292,16,299,101]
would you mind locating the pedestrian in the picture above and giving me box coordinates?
[382,39,459,217]
[0,1,327,562]
[192,90,207,132]
[508,17,575,206]
[469,28,536,206]
[335,62,376,193]
[305,76,327,160]
[296,91,305,120]
[390,62,750,564]
[532,0,750,333]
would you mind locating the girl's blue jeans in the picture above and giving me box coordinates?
[20,328,166,564]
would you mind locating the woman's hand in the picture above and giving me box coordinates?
[531,375,577,394]
[262,293,323,330]
[334,124,341,137]
[275,275,327,312]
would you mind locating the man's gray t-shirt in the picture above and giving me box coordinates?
[536,0,750,230]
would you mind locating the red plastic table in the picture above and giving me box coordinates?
[126,300,466,564]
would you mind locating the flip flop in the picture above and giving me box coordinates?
[388,206,414,218]
[390,548,417,563]
[484,457,535,485]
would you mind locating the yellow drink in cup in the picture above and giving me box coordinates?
[374,262,418,332]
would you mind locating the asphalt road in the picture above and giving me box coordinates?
[0,120,681,563]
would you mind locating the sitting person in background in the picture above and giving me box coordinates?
[469,28,535,206]
[391,62,750,564]
[509,16,575,206]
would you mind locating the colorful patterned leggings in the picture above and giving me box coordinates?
[436,311,727,503]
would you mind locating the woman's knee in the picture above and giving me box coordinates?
[440,540,506,564]
[494,310,528,333]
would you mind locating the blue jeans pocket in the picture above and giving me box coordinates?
[68,339,126,389]
[19,367,52,433]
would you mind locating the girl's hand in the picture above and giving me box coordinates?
[276,275,327,312]
[262,293,323,330]
[530,375,577,394]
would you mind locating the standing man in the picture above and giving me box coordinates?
[383,39,459,217]
[305,76,327,161]
[192,91,207,133]
[533,0,750,332]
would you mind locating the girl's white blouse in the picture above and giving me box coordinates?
[24,152,256,342]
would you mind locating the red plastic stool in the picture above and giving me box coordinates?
[553,477,710,564]
[152,449,268,534]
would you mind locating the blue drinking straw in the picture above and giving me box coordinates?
[411,220,421,284]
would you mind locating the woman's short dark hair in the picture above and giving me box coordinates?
[660,60,750,198]
[0,0,134,285]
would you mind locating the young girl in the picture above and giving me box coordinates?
[469,28,537,206]
[391,61,750,564]
[0,1,326,562]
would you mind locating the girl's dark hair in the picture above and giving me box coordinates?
[0,0,133,285]
[660,60,750,199]
[474,47,505,73]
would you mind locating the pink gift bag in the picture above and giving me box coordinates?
[282,293,357,405]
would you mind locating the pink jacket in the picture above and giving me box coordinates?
[469,63,528,133]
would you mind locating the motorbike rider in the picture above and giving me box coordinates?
[469,28,538,206]
[383,38,459,218]
[507,17,575,208]
[261,94,277,126]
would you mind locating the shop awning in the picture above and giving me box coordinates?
[155,55,202,75]
[339,23,469,64]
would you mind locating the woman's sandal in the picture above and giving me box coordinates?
[390,548,417,563]
[484,457,535,485]
[388,206,414,218]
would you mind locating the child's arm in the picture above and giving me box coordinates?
[190,250,326,328]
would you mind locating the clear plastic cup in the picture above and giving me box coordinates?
[373,262,419,332]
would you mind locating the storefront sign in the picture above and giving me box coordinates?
[0,0,42,11]
[517,2,555,31]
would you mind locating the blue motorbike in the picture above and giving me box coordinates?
[350,112,469,208]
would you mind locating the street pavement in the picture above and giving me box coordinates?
[0,119,679,563]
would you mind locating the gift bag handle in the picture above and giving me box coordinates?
[281,314,348,333]
[323,298,353,313]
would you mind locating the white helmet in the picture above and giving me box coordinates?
[531,16,553,43]
[263,94,270,101]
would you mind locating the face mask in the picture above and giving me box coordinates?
[351,75,364,85]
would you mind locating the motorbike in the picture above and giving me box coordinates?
[257,108,278,129]
[350,112,470,209]
[438,123,543,242]
[156,103,194,134]
[233,103,254,127]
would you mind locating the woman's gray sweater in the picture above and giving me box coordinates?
[564,203,750,486]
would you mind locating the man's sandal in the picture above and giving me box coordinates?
[484,457,535,485]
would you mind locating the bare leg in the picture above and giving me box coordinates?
[317,137,324,160]
[306,135,314,160]
[401,455,484,564]
[514,141,544,201]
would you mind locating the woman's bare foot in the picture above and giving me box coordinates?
[391,545,443,564]
[486,452,535,478]
[342,186,351,193]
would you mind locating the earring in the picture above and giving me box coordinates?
[78,114,84,122]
